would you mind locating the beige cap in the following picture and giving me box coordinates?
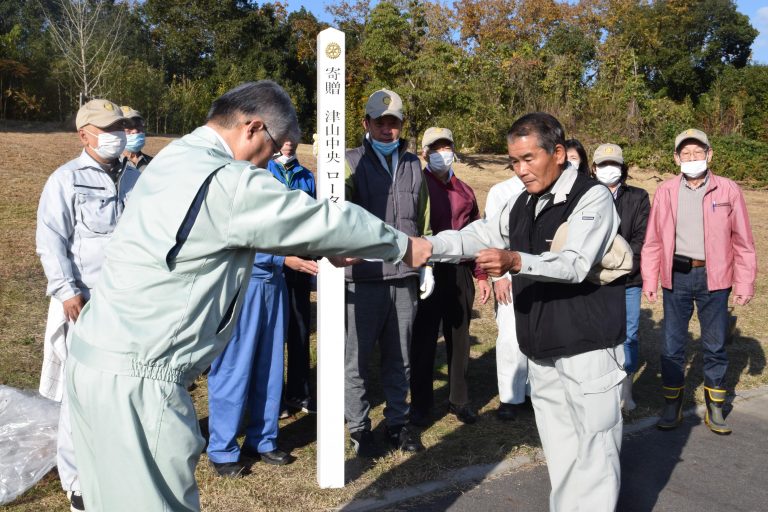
[674,128,709,151]
[551,223,632,285]
[120,105,144,121]
[76,99,124,129]
[422,127,454,150]
[365,89,403,120]
[593,143,624,165]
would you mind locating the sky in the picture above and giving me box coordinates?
[738,0,768,64]
[276,0,768,65]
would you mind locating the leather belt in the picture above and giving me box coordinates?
[691,259,706,268]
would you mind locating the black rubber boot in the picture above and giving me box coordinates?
[704,387,732,435]
[656,385,684,430]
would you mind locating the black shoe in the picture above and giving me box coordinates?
[350,429,382,458]
[67,491,85,512]
[259,449,296,465]
[496,402,520,421]
[210,460,246,478]
[240,445,295,465]
[656,385,684,431]
[449,403,478,424]
[387,425,425,452]
[409,408,431,427]
[285,396,316,414]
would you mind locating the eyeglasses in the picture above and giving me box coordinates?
[263,124,281,153]
[677,148,708,161]
[243,119,281,153]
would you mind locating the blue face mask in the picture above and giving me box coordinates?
[370,138,399,156]
[125,133,146,153]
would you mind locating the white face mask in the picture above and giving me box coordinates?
[85,130,127,160]
[428,151,454,173]
[568,157,581,168]
[276,154,295,165]
[595,164,622,186]
[680,159,708,179]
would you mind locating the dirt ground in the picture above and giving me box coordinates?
[1,127,766,511]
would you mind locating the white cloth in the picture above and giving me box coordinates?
[38,296,81,492]
[484,175,525,221]
[528,347,625,512]
[39,297,73,402]
[40,291,91,401]
[56,370,79,492]
[494,300,529,404]
[485,176,529,404]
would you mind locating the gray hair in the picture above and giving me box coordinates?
[206,80,300,144]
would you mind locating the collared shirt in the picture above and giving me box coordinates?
[675,173,708,260]
[428,165,619,284]
[200,125,234,158]
[267,158,316,198]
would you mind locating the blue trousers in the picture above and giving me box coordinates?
[661,267,730,388]
[623,286,642,373]
[207,275,287,463]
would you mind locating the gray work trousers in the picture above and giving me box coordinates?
[344,277,418,433]
[529,347,626,512]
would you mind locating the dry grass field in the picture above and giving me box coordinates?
[1,125,766,511]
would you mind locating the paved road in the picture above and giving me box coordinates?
[352,392,768,512]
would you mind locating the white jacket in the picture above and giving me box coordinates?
[36,150,141,301]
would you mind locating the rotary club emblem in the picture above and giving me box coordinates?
[326,42,341,59]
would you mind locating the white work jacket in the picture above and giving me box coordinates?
[36,150,141,301]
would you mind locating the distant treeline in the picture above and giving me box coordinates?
[2,1,768,181]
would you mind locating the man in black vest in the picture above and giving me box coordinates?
[426,113,627,511]
[342,89,432,457]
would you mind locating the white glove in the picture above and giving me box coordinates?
[419,265,435,300]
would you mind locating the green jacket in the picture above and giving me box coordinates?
[71,126,408,384]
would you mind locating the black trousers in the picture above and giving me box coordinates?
[283,267,313,401]
[410,263,475,412]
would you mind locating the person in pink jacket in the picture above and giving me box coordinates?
[641,128,756,435]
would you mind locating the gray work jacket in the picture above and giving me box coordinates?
[36,150,140,301]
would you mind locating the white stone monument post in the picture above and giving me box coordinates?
[316,27,346,489]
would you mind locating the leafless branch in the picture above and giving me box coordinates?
[41,0,127,104]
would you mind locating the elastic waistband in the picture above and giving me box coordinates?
[70,339,186,384]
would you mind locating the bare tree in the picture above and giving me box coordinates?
[42,0,126,105]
